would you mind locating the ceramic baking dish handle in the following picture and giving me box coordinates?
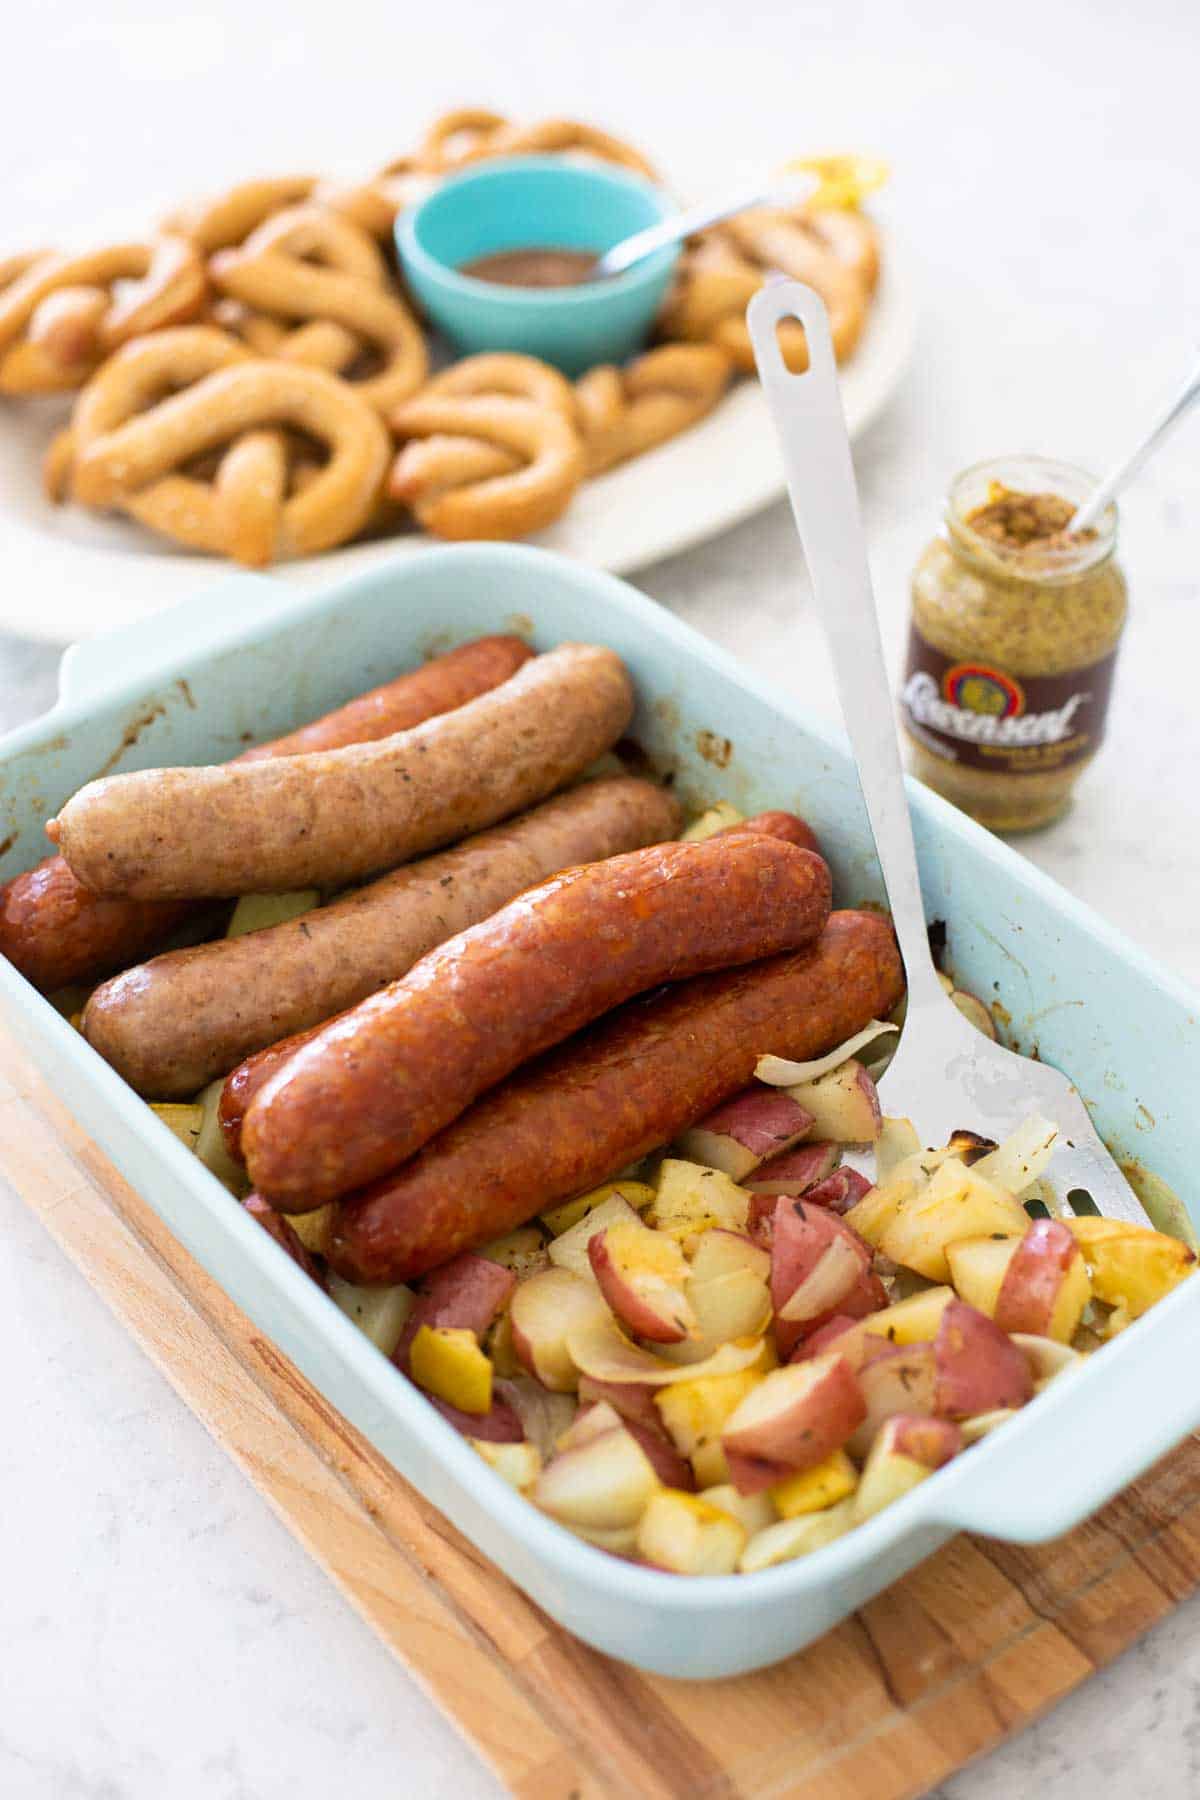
[57,572,284,709]
[926,1283,1200,1541]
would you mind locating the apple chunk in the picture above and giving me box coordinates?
[409,1325,493,1414]
[933,1300,1033,1419]
[676,1087,814,1182]
[1067,1216,1196,1323]
[853,1414,962,1523]
[650,1159,751,1243]
[510,1267,610,1392]
[636,1490,746,1575]
[783,1059,882,1144]
[589,1220,697,1343]
[994,1219,1092,1342]
[722,1354,865,1492]
[879,1161,1031,1282]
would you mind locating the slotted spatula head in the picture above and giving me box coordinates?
[746,278,1151,1227]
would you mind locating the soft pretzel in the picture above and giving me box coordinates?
[575,344,732,475]
[209,205,427,412]
[385,352,576,499]
[659,205,879,372]
[0,239,206,394]
[52,327,388,564]
[389,392,584,539]
[163,177,320,252]
[411,108,657,180]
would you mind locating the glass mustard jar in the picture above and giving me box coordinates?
[901,455,1128,833]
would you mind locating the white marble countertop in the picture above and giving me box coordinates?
[3,1,1199,1794]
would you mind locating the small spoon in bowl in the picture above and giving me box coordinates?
[592,171,819,279]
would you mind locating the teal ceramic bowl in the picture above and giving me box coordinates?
[396,157,679,376]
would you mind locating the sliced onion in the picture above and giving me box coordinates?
[1009,1333,1087,1384]
[959,1407,1018,1445]
[494,1376,577,1460]
[566,1313,765,1386]
[971,1116,1058,1195]
[754,1020,899,1088]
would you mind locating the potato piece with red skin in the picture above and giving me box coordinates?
[533,1424,662,1531]
[722,1354,866,1493]
[994,1219,1092,1342]
[933,1300,1033,1420]
[746,1144,843,1216]
[853,1413,963,1523]
[427,1391,525,1443]
[782,1059,882,1144]
[846,1340,938,1459]
[588,1221,697,1343]
[576,1374,666,1433]
[243,1195,327,1289]
[676,1087,815,1183]
[768,1198,881,1355]
[510,1267,610,1392]
[624,1420,696,1490]
[802,1168,873,1214]
[393,1251,516,1370]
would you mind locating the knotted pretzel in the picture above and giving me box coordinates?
[411,109,657,180]
[575,344,733,475]
[209,205,427,412]
[163,177,320,253]
[48,326,388,565]
[659,205,879,372]
[389,387,584,540]
[0,238,206,394]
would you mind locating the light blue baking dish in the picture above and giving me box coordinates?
[2,544,1198,1681]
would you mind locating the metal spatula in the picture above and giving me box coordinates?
[747,278,1150,1227]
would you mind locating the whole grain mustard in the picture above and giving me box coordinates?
[901,456,1127,832]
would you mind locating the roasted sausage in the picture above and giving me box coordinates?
[214,805,814,1159]
[49,643,634,900]
[0,634,533,992]
[325,911,904,1285]
[244,834,833,1211]
[83,777,683,1098]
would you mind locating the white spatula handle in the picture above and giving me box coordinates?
[747,279,943,1012]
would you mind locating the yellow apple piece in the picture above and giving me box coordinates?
[471,1439,542,1490]
[1067,1216,1196,1321]
[654,1370,766,1487]
[150,1102,203,1150]
[636,1490,747,1574]
[842,1175,917,1250]
[509,1267,610,1392]
[547,1193,644,1280]
[540,1180,656,1238]
[588,1219,697,1343]
[225,889,320,937]
[649,1159,751,1244]
[409,1325,493,1415]
[289,1203,336,1257]
[680,800,744,841]
[853,1414,962,1524]
[860,1284,957,1349]
[771,1449,858,1518]
[879,1161,1031,1281]
[738,1497,856,1572]
[945,1236,1018,1317]
[533,1425,661,1531]
[328,1274,415,1356]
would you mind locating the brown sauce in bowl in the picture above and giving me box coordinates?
[458,247,602,288]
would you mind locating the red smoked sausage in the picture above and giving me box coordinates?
[0,634,533,993]
[244,833,833,1210]
[325,910,904,1284]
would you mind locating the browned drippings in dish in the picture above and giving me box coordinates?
[458,247,602,288]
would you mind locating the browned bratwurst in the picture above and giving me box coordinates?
[49,644,633,900]
[325,910,904,1284]
[83,777,683,1098]
[244,834,834,1211]
[0,634,533,992]
[215,807,820,1159]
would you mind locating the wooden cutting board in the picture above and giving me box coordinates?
[2,1025,1198,1800]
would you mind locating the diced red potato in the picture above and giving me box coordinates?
[577,1374,667,1434]
[853,1414,963,1523]
[558,1399,625,1451]
[675,1087,815,1183]
[509,1267,611,1392]
[649,1160,751,1243]
[546,1192,644,1280]
[428,1391,525,1443]
[933,1300,1034,1420]
[790,1284,956,1371]
[471,1439,543,1490]
[532,1424,662,1531]
[328,1275,415,1357]
[392,1251,516,1370]
[768,1198,881,1355]
[680,1269,773,1360]
[624,1420,696,1490]
[746,1141,843,1205]
[781,1060,882,1144]
[636,1490,745,1574]
[994,1219,1092,1342]
[801,1167,873,1215]
[876,1162,1031,1282]
[845,1341,938,1459]
[788,1313,865,1365]
[243,1195,327,1288]
[722,1354,866,1493]
[588,1220,698,1343]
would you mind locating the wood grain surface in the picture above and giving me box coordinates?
[1,1026,1196,1800]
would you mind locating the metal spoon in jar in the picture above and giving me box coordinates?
[1070,347,1200,532]
[591,171,819,279]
